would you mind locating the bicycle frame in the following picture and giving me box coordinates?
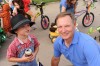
[32,1,45,18]
[75,1,90,19]
[75,10,86,19]
[32,1,50,30]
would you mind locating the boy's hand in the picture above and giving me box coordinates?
[21,54,33,62]
[30,53,36,61]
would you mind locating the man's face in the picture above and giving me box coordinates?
[15,24,31,36]
[57,16,76,40]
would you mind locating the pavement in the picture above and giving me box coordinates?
[0,0,100,66]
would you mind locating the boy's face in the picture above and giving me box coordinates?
[15,24,31,36]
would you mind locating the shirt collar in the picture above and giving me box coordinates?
[17,35,32,44]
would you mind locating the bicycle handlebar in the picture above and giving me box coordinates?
[32,1,45,8]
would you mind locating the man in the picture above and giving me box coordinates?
[51,12,100,66]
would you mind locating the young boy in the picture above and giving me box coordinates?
[7,14,39,66]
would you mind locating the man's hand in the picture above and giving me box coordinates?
[51,56,60,66]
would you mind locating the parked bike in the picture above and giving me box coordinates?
[32,1,50,30]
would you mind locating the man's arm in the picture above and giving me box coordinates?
[51,56,60,66]
[84,41,100,66]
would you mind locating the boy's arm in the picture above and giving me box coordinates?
[8,55,33,62]
[28,44,39,61]
[33,46,39,56]
[30,0,32,3]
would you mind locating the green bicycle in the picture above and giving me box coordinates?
[32,1,50,30]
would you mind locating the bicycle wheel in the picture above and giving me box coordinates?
[41,15,50,30]
[82,12,94,27]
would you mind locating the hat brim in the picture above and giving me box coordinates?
[10,21,35,34]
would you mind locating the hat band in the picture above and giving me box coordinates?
[13,19,30,30]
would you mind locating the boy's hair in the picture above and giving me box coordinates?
[67,0,76,5]
[55,12,75,24]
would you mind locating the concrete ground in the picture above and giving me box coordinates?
[0,0,100,66]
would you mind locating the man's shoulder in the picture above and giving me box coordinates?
[54,36,62,45]
[56,36,62,41]
[78,31,98,46]
[79,32,93,40]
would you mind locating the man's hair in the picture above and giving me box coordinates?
[55,12,75,24]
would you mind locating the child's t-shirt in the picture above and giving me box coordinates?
[7,34,40,66]
[22,0,31,12]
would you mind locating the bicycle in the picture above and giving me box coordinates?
[75,0,95,27]
[32,1,50,30]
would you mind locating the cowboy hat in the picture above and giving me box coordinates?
[10,14,34,34]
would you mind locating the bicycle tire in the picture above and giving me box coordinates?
[41,15,50,30]
[82,12,94,27]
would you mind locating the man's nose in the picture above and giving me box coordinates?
[62,27,66,32]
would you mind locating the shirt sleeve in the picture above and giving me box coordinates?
[60,0,67,8]
[7,42,17,59]
[83,40,100,66]
[53,37,61,58]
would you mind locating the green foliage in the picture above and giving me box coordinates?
[88,27,94,34]
[0,27,6,43]
[97,26,100,31]
[33,0,60,3]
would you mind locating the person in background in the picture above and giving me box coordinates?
[0,3,12,37]
[5,0,14,16]
[51,12,100,66]
[84,0,93,13]
[13,0,36,22]
[60,0,77,14]
[12,0,36,29]
[7,14,40,66]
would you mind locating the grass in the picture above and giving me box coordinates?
[33,0,60,3]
